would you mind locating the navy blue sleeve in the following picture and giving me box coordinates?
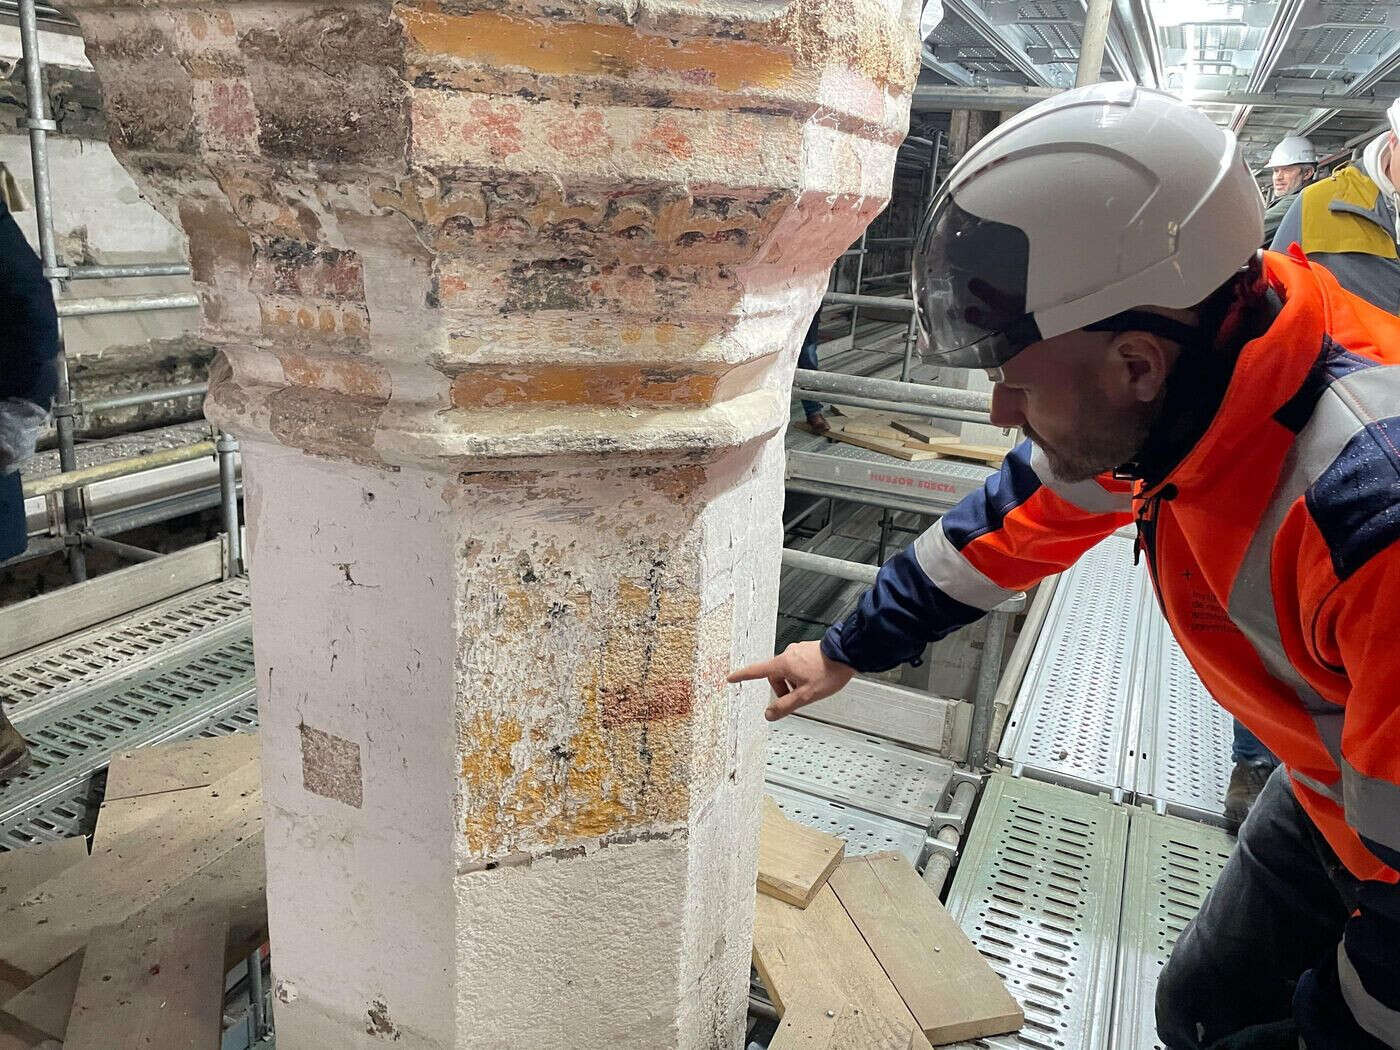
[0,202,59,409]
[820,544,984,672]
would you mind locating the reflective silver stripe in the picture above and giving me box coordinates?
[1338,942,1400,1045]
[912,521,1019,611]
[1227,369,1400,777]
[1290,768,1343,804]
[1029,444,1133,514]
[1342,757,1400,854]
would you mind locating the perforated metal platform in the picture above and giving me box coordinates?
[0,579,258,851]
[1000,535,1148,798]
[945,773,1129,1050]
[765,715,954,826]
[763,782,926,865]
[1109,809,1235,1050]
[999,535,1234,817]
[1132,619,1235,824]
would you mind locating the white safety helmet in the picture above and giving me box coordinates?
[1266,135,1318,169]
[912,82,1265,369]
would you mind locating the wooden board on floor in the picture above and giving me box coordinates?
[0,840,88,908]
[64,895,228,1050]
[769,1002,920,1050]
[894,430,1009,466]
[758,797,845,908]
[0,1010,58,1049]
[0,761,262,984]
[753,885,934,1050]
[830,429,943,462]
[0,951,81,1042]
[829,853,1023,1043]
[838,420,908,441]
[95,733,260,848]
[888,420,958,445]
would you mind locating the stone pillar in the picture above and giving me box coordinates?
[68,2,919,1045]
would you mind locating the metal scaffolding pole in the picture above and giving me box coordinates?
[1075,0,1114,87]
[18,0,85,581]
[847,230,868,345]
[217,432,242,577]
[56,291,200,318]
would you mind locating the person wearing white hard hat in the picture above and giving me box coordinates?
[1271,100,1400,313]
[732,82,1400,1050]
[1262,135,1318,244]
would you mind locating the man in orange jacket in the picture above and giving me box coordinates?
[732,84,1400,1050]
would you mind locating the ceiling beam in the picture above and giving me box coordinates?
[1294,36,1400,139]
[1111,0,1162,88]
[941,0,1054,87]
[1230,0,1314,136]
[912,84,1400,114]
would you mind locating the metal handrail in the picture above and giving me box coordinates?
[23,440,215,499]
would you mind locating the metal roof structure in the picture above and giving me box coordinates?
[920,0,1400,168]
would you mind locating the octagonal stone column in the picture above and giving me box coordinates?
[66,1,921,1045]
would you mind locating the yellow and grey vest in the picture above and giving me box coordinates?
[1272,165,1400,314]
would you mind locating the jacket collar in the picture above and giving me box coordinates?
[1130,249,1326,498]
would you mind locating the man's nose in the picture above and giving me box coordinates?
[989,384,1024,429]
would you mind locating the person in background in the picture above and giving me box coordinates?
[1262,135,1318,246]
[1272,100,1400,313]
[796,310,831,434]
[0,189,60,782]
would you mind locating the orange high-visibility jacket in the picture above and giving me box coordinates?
[824,248,1400,1046]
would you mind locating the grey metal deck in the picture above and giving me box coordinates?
[0,579,258,850]
[945,774,1129,1050]
[999,535,1233,821]
[786,427,994,512]
[945,774,1236,1050]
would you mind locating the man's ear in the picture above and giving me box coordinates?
[1108,330,1176,404]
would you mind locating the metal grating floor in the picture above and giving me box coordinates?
[999,535,1233,817]
[1110,809,1235,1050]
[764,782,926,865]
[1133,617,1235,824]
[1000,535,1147,797]
[0,580,258,851]
[945,774,1129,1050]
[765,715,954,827]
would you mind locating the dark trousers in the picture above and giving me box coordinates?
[797,312,823,419]
[1232,719,1279,766]
[1157,767,1358,1047]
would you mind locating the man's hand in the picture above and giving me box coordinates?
[727,641,856,721]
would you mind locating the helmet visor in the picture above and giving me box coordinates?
[912,193,1040,369]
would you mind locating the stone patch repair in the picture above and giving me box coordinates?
[299,723,363,809]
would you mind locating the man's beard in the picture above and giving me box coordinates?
[1024,402,1157,483]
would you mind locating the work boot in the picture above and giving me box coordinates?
[1224,760,1273,834]
[0,710,31,782]
[805,411,831,435]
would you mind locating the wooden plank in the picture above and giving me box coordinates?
[829,853,1023,1044]
[64,895,228,1050]
[753,885,934,1050]
[838,420,906,441]
[0,1009,58,1049]
[0,539,225,659]
[1,952,82,1040]
[769,1002,919,1050]
[798,678,959,754]
[758,796,845,908]
[0,841,88,1002]
[893,430,1008,466]
[829,429,943,462]
[95,733,260,848]
[0,761,261,985]
[0,840,87,908]
[888,420,958,445]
